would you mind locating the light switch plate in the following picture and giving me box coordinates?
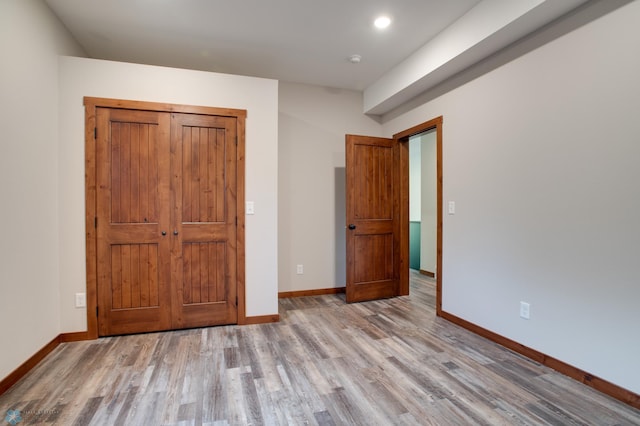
[520,301,530,319]
[448,201,455,215]
[246,201,255,215]
[75,292,86,308]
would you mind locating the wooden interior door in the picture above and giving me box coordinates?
[345,135,400,302]
[95,107,238,335]
[170,113,238,327]
[96,108,172,335]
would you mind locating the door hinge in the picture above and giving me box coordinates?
[95,217,98,228]
[96,306,99,317]
[235,216,237,226]
[235,136,238,145]
[236,296,238,306]
[94,127,97,139]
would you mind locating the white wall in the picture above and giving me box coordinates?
[382,0,640,394]
[278,82,382,292]
[58,57,279,331]
[0,0,86,380]
[420,130,437,274]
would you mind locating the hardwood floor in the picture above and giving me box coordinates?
[1,271,639,425]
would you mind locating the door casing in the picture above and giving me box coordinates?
[84,97,247,339]
[344,116,442,310]
[394,116,443,314]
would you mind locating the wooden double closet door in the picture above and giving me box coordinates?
[94,104,241,336]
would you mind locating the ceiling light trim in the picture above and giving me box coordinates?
[374,16,391,29]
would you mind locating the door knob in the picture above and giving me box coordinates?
[173,230,179,235]
[161,231,167,236]
[348,224,356,230]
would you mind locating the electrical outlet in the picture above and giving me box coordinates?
[296,264,304,275]
[520,301,530,319]
[75,292,86,308]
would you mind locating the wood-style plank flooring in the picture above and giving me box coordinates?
[1,271,639,425]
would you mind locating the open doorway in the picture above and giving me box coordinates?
[344,116,442,311]
[409,129,437,278]
[394,116,443,314]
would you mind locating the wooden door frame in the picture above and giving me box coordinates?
[394,116,443,315]
[84,97,247,339]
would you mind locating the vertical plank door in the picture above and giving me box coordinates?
[170,113,238,328]
[96,108,172,335]
[345,135,400,302]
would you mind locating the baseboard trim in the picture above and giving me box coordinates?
[278,287,346,298]
[244,314,280,325]
[0,335,60,396]
[439,310,640,410]
[1,314,283,394]
[419,269,435,278]
[60,331,92,343]
[0,331,93,396]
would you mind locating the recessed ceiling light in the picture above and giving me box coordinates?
[349,54,362,64]
[374,16,391,29]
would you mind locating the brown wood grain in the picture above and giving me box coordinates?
[235,115,247,325]
[397,136,409,296]
[171,113,238,328]
[86,98,246,336]
[345,135,399,303]
[243,314,280,325]
[84,97,247,118]
[96,107,172,335]
[278,287,346,298]
[419,269,435,277]
[58,332,91,343]
[84,101,99,340]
